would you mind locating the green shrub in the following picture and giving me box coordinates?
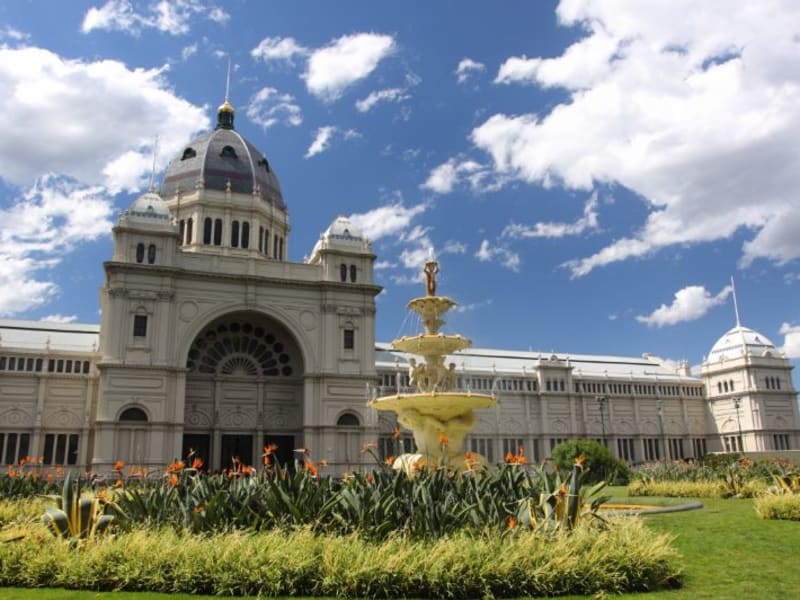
[551,439,630,484]
[628,479,728,498]
[754,494,800,521]
[0,519,680,598]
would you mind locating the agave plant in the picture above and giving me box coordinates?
[42,472,115,540]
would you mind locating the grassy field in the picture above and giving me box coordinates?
[1,486,797,599]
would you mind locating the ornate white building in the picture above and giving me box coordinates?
[0,101,797,472]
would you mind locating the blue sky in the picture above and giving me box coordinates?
[1,1,799,381]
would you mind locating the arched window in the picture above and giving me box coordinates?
[231,221,240,248]
[186,218,193,244]
[220,145,237,158]
[723,381,729,393]
[350,264,357,283]
[340,264,347,282]
[203,218,212,244]
[119,407,148,422]
[181,147,196,160]
[241,222,250,249]
[258,226,264,252]
[135,243,145,263]
[337,413,360,427]
[213,219,223,246]
[147,244,156,264]
[264,229,270,255]
[179,220,185,245]
[718,382,723,394]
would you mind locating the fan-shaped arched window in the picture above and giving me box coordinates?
[220,145,237,158]
[337,413,360,427]
[119,407,148,422]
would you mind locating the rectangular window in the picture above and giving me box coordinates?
[773,434,790,450]
[378,435,416,459]
[133,315,148,338]
[643,437,661,461]
[43,433,80,466]
[179,220,185,245]
[617,438,636,462]
[258,226,264,252]
[692,438,707,458]
[502,438,525,459]
[213,219,223,246]
[669,438,685,460]
[1,432,30,465]
[469,437,495,463]
[549,438,568,452]
[343,329,355,350]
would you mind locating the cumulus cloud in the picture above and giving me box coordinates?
[421,158,503,194]
[245,87,302,131]
[503,192,599,239]
[636,285,732,327]
[0,46,208,192]
[250,36,307,65]
[456,58,485,84]
[355,88,410,112]
[460,2,800,276]
[0,176,114,316]
[0,26,29,42]
[349,202,427,241]
[82,0,228,36]
[181,43,198,61]
[779,322,800,358]
[474,240,521,272]
[304,33,396,101]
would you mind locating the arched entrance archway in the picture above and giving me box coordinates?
[182,312,305,471]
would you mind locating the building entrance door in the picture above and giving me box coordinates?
[221,434,253,470]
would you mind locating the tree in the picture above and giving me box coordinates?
[551,439,630,484]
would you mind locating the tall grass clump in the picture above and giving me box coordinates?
[0,519,680,598]
[754,495,800,521]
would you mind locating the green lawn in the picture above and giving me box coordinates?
[2,487,798,599]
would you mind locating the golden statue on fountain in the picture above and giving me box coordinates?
[370,259,497,472]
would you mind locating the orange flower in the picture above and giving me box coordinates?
[366,473,373,484]
[241,464,254,475]
[167,474,179,486]
[115,479,124,488]
[414,458,426,472]
[385,456,395,466]
[558,483,567,498]
[293,447,310,456]
[304,460,318,478]
[191,457,203,470]
[114,460,125,471]
[515,454,528,465]
[263,454,271,467]
[167,460,185,473]
[574,454,586,469]
[7,468,17,478]
[518,446,525,456]
[194,506,203,513]
[438,433,449,446]
[507,516,517,530]
[392,426,401,440]
[264,443,278,455]
[97,488,109,503]
[505,452,515,464]
[360,441,378,453]
[342,471,354,482]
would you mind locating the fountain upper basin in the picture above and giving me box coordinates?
[370,391,495,421]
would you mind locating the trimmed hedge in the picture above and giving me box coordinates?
[0,520,680,598]
[628,479,729,498]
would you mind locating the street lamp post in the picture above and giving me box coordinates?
[596,396,608,447]
[656,400,667,461]
[733,398,744,452]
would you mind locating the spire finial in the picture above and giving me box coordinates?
[148,135,159,193]
[216,56,235,129]
[731,275,741,327]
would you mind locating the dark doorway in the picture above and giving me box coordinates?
[221,434,253,470]
[181,434,210,470]
[263,434,295,468]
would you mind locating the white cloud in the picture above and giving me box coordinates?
[636,285,732,328]
[245,87,302,131]
[442,240,467,254]
[503,192,599,239]
[304,33,396,101]
[456,58,485,84]
[453,299,493,314]
[0,26,29,42]
[462,2,800,276]
[82,0,228,36]
[348,202,427,241]
[421,157,503,194]
[355,88,410,112]
[0,47,208,192]
[40,314,78,323]
[305,126,336,158]
[474,240,521,272]
[0,176,114,316]
[250,36,307,65]
[181,43,198,61]
[779,322,800,358]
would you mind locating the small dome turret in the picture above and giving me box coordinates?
[117,191,172,230]
[707,325,777,362]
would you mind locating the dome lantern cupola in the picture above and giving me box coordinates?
[216,99,234,130]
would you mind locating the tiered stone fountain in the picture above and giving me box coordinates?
[370,260,496,471]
